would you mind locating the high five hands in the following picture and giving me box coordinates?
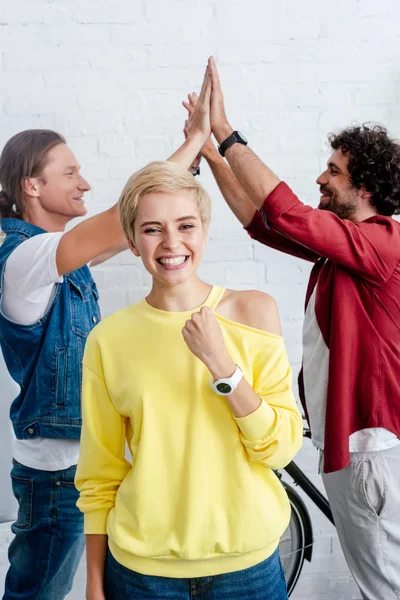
[169,57,234,170]
[168,58,213,167]
[183,57,234,150]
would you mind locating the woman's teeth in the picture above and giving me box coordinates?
[158,256,187,266]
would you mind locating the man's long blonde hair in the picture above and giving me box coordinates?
[119,161,211,241]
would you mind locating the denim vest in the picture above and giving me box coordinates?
[0,218,101,440]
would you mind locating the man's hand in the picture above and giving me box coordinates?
[167,65,211,168]
[207,56,233,144]
[182,307,235,379]
[183,92,217,162]
[185,65,212,145]
[182,102,202,172]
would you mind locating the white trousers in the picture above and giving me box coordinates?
[321,444,400,600]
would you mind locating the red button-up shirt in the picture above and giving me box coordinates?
[246,182,400,472]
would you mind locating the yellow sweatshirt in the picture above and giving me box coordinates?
[76,286,302,578]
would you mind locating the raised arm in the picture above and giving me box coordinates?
[183,93,318,263]
[206,57,280,209]
[56,204,127,275]
[182,92,256,227]
[89,239,130,268]
[203,57,400,281]
[167,66,212,170]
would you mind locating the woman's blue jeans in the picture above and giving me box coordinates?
[104,546,288,600]
[3,460,84,600]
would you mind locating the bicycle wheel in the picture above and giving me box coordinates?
[279,482,313,596]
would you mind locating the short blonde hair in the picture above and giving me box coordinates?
[119,161,212,241]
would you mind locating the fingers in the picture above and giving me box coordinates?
[203,72,212,105]
[183,310,202,328]
[208,56,221,92]
[182,100,194,115]
[182,93,198,116]
[198,65,211,104]
[196,71,211,118]
[182,307,213,342]
[182,318,195,341]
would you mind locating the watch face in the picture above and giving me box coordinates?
[236,131,248,144]
[216,382,232,394]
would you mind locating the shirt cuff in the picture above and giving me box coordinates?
[260,181,299,220]
[244,209,266,238]
[234,400,276,442]
[83,509,110,535]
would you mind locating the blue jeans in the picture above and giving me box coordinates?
[3,460,84,600]
[104,547,288,600]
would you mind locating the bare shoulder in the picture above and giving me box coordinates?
[217,289,282,336]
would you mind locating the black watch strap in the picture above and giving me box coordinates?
[189,165,200,176]
[218,131,248,157]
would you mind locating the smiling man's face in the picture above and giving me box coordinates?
[316,149,360,221]
[34,143,91,221]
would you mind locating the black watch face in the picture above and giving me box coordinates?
[236,131,248,144]
[216,382,232,394]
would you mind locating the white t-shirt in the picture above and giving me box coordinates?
[302,287,399,454]
[1,233,80,471]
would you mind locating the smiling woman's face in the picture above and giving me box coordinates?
[129,189,208,287]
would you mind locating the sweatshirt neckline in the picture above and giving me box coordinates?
[136,286,225,322]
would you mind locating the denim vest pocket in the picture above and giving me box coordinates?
[68,278,100,337]
[55,346,68,408]
[69,279,90,337]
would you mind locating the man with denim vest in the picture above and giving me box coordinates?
[0,129,128,600]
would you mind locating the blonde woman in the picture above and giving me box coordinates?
[76,70,302,600]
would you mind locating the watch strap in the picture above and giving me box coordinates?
[211,365,243,396]
[189,165,200,176]
[218,131,247,157]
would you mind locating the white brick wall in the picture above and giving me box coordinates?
[1,0,399,598]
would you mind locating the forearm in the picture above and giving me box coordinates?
[206,352,302,468]
[168,133,207,170]
[204,145,256,227]
[56,203,126,276]
[213,125,281,211]
[90,239,130,268]
[226,378,263,418]
[86,534,108,599]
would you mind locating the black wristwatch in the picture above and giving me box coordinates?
[218,131,248,157]
[189,165,200,176]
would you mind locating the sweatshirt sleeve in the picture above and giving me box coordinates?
[260,181,400,284]
[245,208,319,264]
[234,336,303,470]
[75,335,131,534]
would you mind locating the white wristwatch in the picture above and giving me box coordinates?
[211,365,243,396]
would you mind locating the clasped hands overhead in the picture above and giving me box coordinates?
[183,56,234,158]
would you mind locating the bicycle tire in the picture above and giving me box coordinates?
[279,482,313,596]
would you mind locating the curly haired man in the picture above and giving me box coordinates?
[186,57,400,600]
